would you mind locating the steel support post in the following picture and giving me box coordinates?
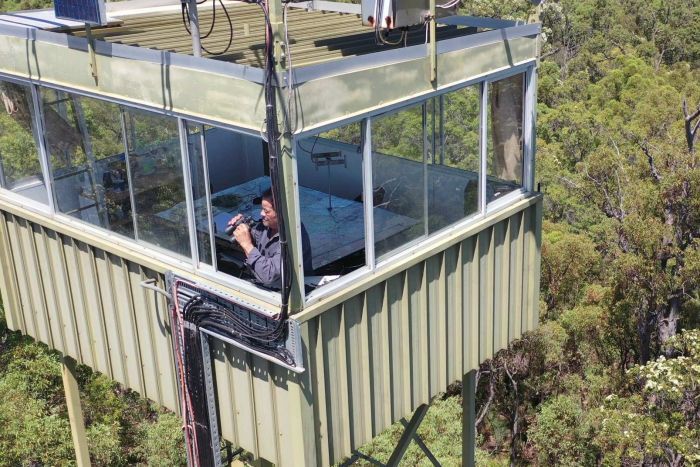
[61,355,90,467]
[269,0,305,310]
[463,370,476,467]
[386,404,430,466]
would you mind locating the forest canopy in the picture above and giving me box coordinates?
[0,0,698,464]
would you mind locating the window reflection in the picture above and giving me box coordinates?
[372,104,426,259]
[427,87,480,233]
[0,80,48,204]
[124,108,190,257]
[41,89,133,236]
[186,123,213,266]
[184,124,271,285]
[296,122,365,290]
[488,73,524,202]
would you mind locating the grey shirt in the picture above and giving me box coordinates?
[244,223,312,289]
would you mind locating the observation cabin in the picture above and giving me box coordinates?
[0,0,542,464]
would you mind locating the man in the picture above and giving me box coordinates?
[228,188,311,289]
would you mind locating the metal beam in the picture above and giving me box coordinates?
[61,355,91,467]
[462,370,476,467]
[386,404,430,466]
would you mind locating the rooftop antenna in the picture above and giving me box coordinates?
[311,151,345,210]
[183,0,202,57]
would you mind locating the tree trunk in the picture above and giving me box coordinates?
[658,296,680,354]
[490,76,523,182]
[637,309,652,365]
[1,82,81,163]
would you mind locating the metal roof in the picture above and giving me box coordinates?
[68,2,478,67]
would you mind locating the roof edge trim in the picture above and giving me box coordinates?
[292,21,540,85]
[0,21,265,83]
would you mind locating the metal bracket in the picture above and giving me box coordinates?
[85,23,98,83]
[340,404,439,466]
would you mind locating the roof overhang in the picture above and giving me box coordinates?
[0,9,539,132]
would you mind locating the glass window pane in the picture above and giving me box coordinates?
[427,86,481,233]
[487,73,524,202]
[0,80,48,204]
[124,108,190,257]
[191,125,275,289]
[296,122,364,291]
[41,89,134,237]
[186,123,212,266]
[372,104,426,260]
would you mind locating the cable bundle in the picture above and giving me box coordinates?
[171,280,210,466]
[182,293,294,365]
[172,278,295,465]
[258,0,293,327]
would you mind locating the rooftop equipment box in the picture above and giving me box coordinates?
[361,0,456,29]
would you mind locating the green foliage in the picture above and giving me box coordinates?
[530,395,597,466]
[2,0,700,465]
[0,0,52,13]
[0,303,186,466]
[0,378,74,466]
[541,221,600,314]
[593,330,700,465]
[338,396,464,466]
[87,422,125,466]
[137,412,188,466]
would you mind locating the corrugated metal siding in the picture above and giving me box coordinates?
[301,200,541,463]
[0,210,179,412]
[0,198,541,466]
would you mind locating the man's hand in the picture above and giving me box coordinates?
[233,223,254,255]
[226,214,243,235]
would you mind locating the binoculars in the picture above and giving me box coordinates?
[225,215,258,236]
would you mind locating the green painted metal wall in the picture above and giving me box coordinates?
[0,28,537,134]
[0,195,541,466]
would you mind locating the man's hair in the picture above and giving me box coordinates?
[262,187,275,208]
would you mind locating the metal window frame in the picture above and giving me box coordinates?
[290,119,373,295]
[0,62,537,308]
[180,121,282,304]
[178,118,199,266]
[31,84,56,214]
[483,69,531,207]
[422,102,430,236]
[523,66,537,191]
[362,117,375,270]
[479,80,488,215]
[296,66,536,303]
[288,138,306,289]
[118,106,140,240]
[0,80,54,212]
[198,124,218,272]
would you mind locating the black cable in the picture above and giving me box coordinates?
[180,0,234,56]
[181,294,294,365]
[259,0,292,329]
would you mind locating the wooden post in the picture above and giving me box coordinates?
[463,370,476,467]
[61,355,91,466]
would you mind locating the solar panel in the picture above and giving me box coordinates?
[54,0,107,26]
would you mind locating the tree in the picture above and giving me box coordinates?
[593,329,700,466]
